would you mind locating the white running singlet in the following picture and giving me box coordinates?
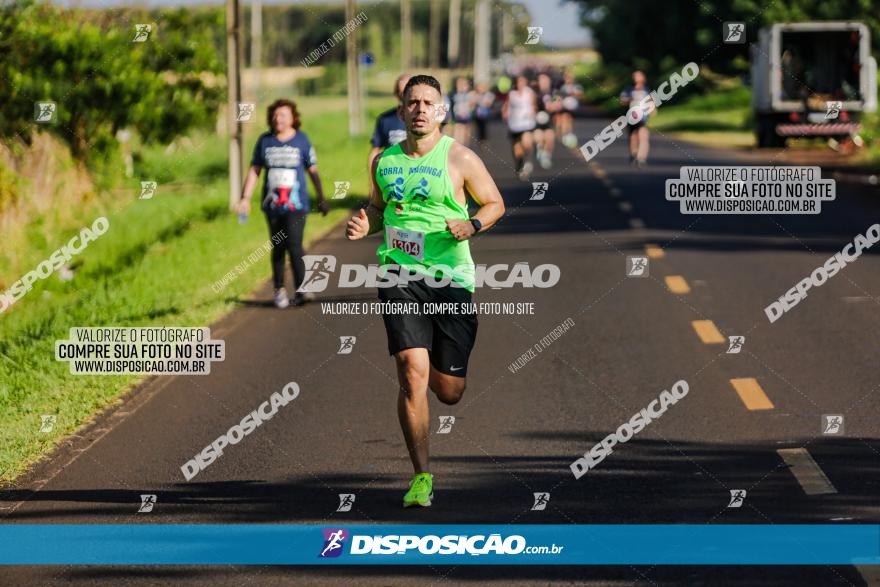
[507,88,537,133]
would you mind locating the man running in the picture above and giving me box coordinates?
[368,74,411,170]
[557,70,583,148]
[473,82,495,145]
[620,70,653,167]
[534,73,561,169]
[502,75,537,180]
[451,76,475,145]
[346,74,505,508]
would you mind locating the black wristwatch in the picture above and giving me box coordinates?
[469,217,482,233]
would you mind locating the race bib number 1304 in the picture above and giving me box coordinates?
[387,226,425,261]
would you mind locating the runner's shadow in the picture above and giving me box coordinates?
[233,298,280,307]
[1,437,873,586]
[232,292,377,307]
[3,437,877,524]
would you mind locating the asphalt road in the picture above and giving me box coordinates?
[2,117,879,586]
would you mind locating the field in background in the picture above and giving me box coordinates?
[0,97,391,483]
[649,83,754,148]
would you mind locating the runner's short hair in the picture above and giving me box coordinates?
[402,75,442,99]
[267,98,301,130]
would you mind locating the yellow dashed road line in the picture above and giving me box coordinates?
[730,377,774,410]
[691,319,724,343]
[645,244,665,258]
[665,275,691,294]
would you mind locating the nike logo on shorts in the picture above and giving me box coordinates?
[449,366,463,372]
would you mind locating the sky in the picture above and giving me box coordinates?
[518,0,591,47]
[55,0,592,48]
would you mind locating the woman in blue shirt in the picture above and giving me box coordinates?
[238,99,328,307]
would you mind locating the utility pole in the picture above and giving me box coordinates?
[495,9,502,56]
[226,0,243,210]
[346,0,363,135]
[401,0,412,70]
[447,0,460,69]
[501,10,513,52]
[473,0,490,85]
[430,0,441,69]
[250,0,262,92]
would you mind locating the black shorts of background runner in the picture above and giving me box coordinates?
[508,128,534,141]
[475,117,488,142]
[265,211,307,290]
[378,277,478,377]
[627,119,647,134]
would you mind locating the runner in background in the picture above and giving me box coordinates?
[619,70,653,167]
[534,73,561,169]
[451,77,476,145]
[557,70,583,149]
[238,99,329,308]
[368,74,411,170]
[502,75,538,181]
[496,74,512,95]
[473,82,495,145]
[440,91,453,137]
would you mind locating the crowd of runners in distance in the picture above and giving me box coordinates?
[370,67,589,182]
[444,68,585,180]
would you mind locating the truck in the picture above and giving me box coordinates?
[751,22,877,148]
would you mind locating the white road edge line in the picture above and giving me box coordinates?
[776,447,837,495]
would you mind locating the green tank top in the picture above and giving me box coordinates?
[375,135,474,291]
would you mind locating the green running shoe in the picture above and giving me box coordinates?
[403,473,433,507]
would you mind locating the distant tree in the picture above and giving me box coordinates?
[569,0,879,78]
[0,1,224,163]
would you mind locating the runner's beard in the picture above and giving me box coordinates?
[408,117,438,137]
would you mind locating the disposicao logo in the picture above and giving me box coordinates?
[318,530,535,557]
[319,528,349,558]
[297,254,560,292]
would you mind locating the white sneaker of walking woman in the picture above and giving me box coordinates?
[274,288,290,308]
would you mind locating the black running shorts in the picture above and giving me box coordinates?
[508,126,535,141]
[628,119,647,133]
[378,277,478,377]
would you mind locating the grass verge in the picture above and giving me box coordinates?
[0,97,377,483]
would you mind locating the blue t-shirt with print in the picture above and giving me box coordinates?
[620,85,653,122]
[251,131,316,215]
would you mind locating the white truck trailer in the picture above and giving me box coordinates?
[751,22,877,148]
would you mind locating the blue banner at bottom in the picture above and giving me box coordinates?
[0,524,877,565]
